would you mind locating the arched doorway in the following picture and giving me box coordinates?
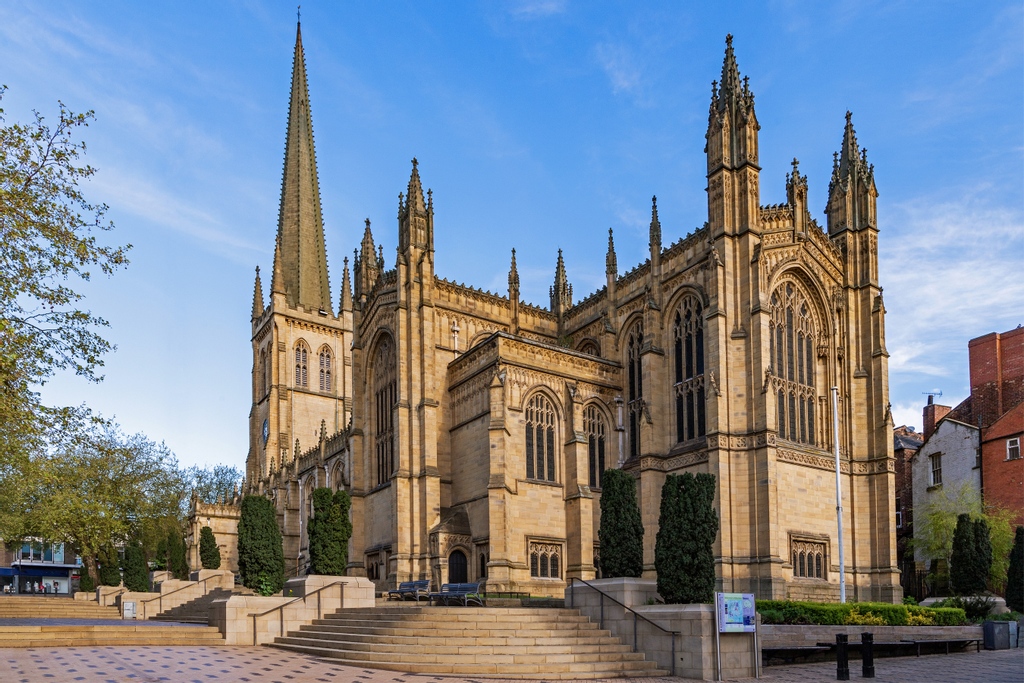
[448,549,468,583]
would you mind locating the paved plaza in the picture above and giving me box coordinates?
[0,645,1020,683]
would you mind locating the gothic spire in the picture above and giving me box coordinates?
[649,195,662,252]
[550,248,572,315]
[252,266,264,320]
[271,238,285,295]
[826,111,878,234]
[398,158,434,253]
[606,228,617,276]
[340,257,352,311]
[508,248,520,294]
[274,20,332,314]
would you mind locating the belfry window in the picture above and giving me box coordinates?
[294,342,309,388]
[673,296,706,443]
[769,283,817,446]
[584,405,607,488]
[626,322,644,460]
[319,347,332,392]
[373,335,397,487]
[525,393,557,482]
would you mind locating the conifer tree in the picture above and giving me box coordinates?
[123,542,149,592]
[656,472,718,603]
[237,495,285,595]
[199,526,221,570]
[950,513,981,594]
[308,488,352,575]
[98,546,121,587]
[1005,526,1024,613]
[167,530,189,580]
[598,469,644,578]
[974,517,993,591]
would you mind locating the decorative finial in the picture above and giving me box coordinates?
[845,110,852,124]
[297,5,301,23]
[726,34,733,48]
[412,157,418,169]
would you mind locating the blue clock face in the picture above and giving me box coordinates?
[262,419,269,445]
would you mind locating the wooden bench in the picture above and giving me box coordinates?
[762,645,833,664]
[429,582,484,607]
[386,580,431,602]
[899,638,981,656]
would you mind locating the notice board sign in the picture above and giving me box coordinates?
[716,592,755,633]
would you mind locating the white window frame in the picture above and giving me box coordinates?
[930,452,943,486]
[1008,437,1021,461]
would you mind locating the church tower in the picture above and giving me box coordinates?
[247,21,353,494]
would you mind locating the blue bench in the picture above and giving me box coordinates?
[429,582,484,606]
[386,579,431,602]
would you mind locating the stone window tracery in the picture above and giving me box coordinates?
[584,405,607,488]
[626,321,644,460]
[373,335,397,487]
[529,542,562,579]
[673,296,706,443]
[770,283,816,446]
[791,539,826,579]
[294,342,309,388]
[525,393,557,482]
[319,347,332,392]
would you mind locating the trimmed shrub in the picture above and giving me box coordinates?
[308,488,352,576]
[598,469,644,578]
[754,600,967,626]
[167,531,189,580]
[199,526,221,570]
[656,472,718,604]
[1005,526,1023,613]
[98,547,121,587]
[238,495,285,596]
[122,543,149,592]
[78,573,95,593]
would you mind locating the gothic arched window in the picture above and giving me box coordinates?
[578,339,600,357]
[525,393,557,482]
[673,296,706,443]
[294,342,309,388]
[584,405,607,488]
[769,283,817,446]
[319,347,332,392]
[259,348,268,397]
[626,321,644,460]
[373,335,397,487]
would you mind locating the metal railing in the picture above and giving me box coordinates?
[249,581,344,646]
[138,577,212,616]
[568,577,680,677]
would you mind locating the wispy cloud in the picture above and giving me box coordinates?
[509,0,569,20]
[593,42,644,97]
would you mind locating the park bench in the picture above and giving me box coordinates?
[762,645,833,664]
[429,582,485,606]
[386,579,431,602]
[899,637,981,656]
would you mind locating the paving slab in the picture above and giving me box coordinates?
[0,645,1020,682]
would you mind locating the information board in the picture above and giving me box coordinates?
[716,592,756,633]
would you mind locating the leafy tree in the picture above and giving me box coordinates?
[199,526,221,570]
[308,488,352,575]
[26,420,183,586]
[123,542,149,592]
[237,495,284,596]
[167,530,189,580]
[152,536,168,571]
[1005,527,1024,613]
[184,464,243,508]
[0,86,129,537]
[656,472,718,604]
[98,546,121,587]
[598,469,644,578]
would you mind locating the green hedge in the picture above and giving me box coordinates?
[756,600,967,626]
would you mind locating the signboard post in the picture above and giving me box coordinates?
[714,592,759,680]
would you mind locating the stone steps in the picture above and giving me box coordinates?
[270,606,668,678]
[150,587,234,624]
[0,597,121,620]
[0,624,225,648]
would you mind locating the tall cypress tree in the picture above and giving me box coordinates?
[308,488,352,575]
[199,526,222,570]
[1005,526,1024,613]
[598,469,644,578]
[950,513,980,595]
[656,472,719,604]
[98,546,122,587]
[974,517,993,591]
[237,495,285,595]
[167,530,189,580]
[123,542,149,592]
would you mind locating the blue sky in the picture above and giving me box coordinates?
[1,1,1020,470]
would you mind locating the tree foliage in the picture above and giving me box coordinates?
[1005,527,1024,613]
[950,514,992,595]
[238,495,284,596]
[184,464,243,507]
[167,530,189,580]
[308,488,352,575]
[656,472,719,604]
[598,469,644,578]
[199,526,221,570]
[98,546,121,587]
[123,542,149,592]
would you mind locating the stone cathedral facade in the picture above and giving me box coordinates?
[212,25,902,603]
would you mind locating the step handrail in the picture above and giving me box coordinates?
[138,577,211,615]
[248,580,344,646]
[567,577,678,677]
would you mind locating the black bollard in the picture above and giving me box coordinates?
[836,634,850,681]
[862,632,875,678]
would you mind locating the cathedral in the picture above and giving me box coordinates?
[208,24,901,603]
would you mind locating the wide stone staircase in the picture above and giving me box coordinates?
[0,595,120,620]
[150,587,234,624]
[270,606,669,679]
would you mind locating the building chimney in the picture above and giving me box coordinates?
[922,395,951,441]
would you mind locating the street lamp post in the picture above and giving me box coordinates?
[832,386,846,603]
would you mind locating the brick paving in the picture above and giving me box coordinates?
[0,645,1020,683]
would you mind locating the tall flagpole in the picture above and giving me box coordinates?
[832,386,846,603]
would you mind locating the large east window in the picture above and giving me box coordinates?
[673,296,706,442]
[770,283,816,445]
[373,335,397,487]
[525,393,557,482]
